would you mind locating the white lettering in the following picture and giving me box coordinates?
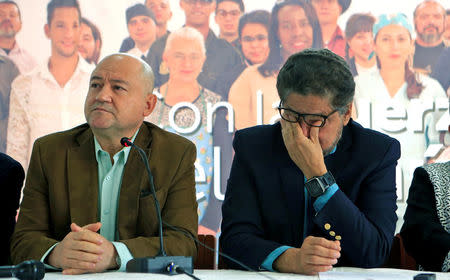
[169,102,201,134]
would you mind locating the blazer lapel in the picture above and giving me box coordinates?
[67,128,99,226]
[118,123,153,236]
[325,120,353,185]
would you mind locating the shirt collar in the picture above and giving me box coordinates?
[328,145,337,156]
[94,128,140,163]
[330,26,344,42]
[38,54,93,83]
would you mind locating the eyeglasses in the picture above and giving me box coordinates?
[241,34,268,43]
[277,102,339,127]
[183,0,212,5]
[216,9,241,18]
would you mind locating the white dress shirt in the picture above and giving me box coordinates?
[0,42,37,74]
[6,55,94,170]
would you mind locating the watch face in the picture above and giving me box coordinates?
[307,179,323,198]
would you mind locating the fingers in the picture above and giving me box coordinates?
[303,254,338,266]
[62,268,92,275]
[82,222,102,233]
[309,125,320,144]
[71,230,103,246]
[70,223,82,232]
[71,222,102,233]
[306,236,340,250]
[302,264,334,275]
[301,236,340,267]
[67,250,102,263]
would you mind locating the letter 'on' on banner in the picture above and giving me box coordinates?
[207,102,234,133]
[169,102,201,134]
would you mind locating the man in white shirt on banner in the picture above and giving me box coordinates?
[6,0,93,170]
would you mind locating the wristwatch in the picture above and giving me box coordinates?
[305,172,336,198]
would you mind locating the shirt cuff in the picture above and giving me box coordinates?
[260,245,292,271]
[40,243,60,270]
[313,183,339,212]
[112,241,133,272]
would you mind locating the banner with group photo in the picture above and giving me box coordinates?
[2,0,449,235]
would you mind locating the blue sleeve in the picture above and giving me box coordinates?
[260,246,293,271]
[112,242,134,272]
[313,183,339,212]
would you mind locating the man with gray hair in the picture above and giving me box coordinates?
[221,49,400,274]
[413,0,447,74]
[11,54,198,274]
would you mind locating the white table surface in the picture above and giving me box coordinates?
[5,267,449,280]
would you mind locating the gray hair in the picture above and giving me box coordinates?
[164,27,206,55]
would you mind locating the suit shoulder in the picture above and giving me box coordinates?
[0,152,24,171]
[209,37,239,55]
[349,120,400,154]
[149,35,168,54]
[145,122,195,151]
[235,124,279,150]
[34,123,91,148]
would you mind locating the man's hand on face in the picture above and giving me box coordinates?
[281,119,328,179]
[48,222,119,275]
[273,236,341,275]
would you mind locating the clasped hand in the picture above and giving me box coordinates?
[48,222,118,275]
[274,236,341,275]
[281,119,327,179]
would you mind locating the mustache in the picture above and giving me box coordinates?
[0,20,12,26]
[90,103,114,113]
[423,24,438,30]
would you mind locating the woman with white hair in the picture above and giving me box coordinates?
[145,27,221,234]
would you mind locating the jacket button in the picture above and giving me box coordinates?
[324,223,331,230]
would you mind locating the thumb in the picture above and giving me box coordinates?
[82,222,102,232]
[70,222,82,232]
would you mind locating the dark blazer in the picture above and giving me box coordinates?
[221,120,400,270]
[401,166,450,272]
[0,153,24,265]
[11,122,198,264]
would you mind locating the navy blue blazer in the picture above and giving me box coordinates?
[0,153,24,264]
[220,119,400,270]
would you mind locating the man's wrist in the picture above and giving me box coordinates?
[273,248,295,273]
[47,244,60,268]
[304,166,327,181]
[109,247,119,270]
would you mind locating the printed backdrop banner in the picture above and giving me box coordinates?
[3,0,450,235]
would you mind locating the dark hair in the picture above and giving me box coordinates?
[81,17,102,64]
[0,0,21,20]
[126,3,156,25]
[216,0,244,13]
[277,48,355,112]
[344,13,375,61]
[47,0,81,25]
[374,29,423,99]
[258,0,323,78]
[446,9,450,16]
[238,10,270,39]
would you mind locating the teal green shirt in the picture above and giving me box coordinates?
[41,131,138,271]
[93,132,137,271]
